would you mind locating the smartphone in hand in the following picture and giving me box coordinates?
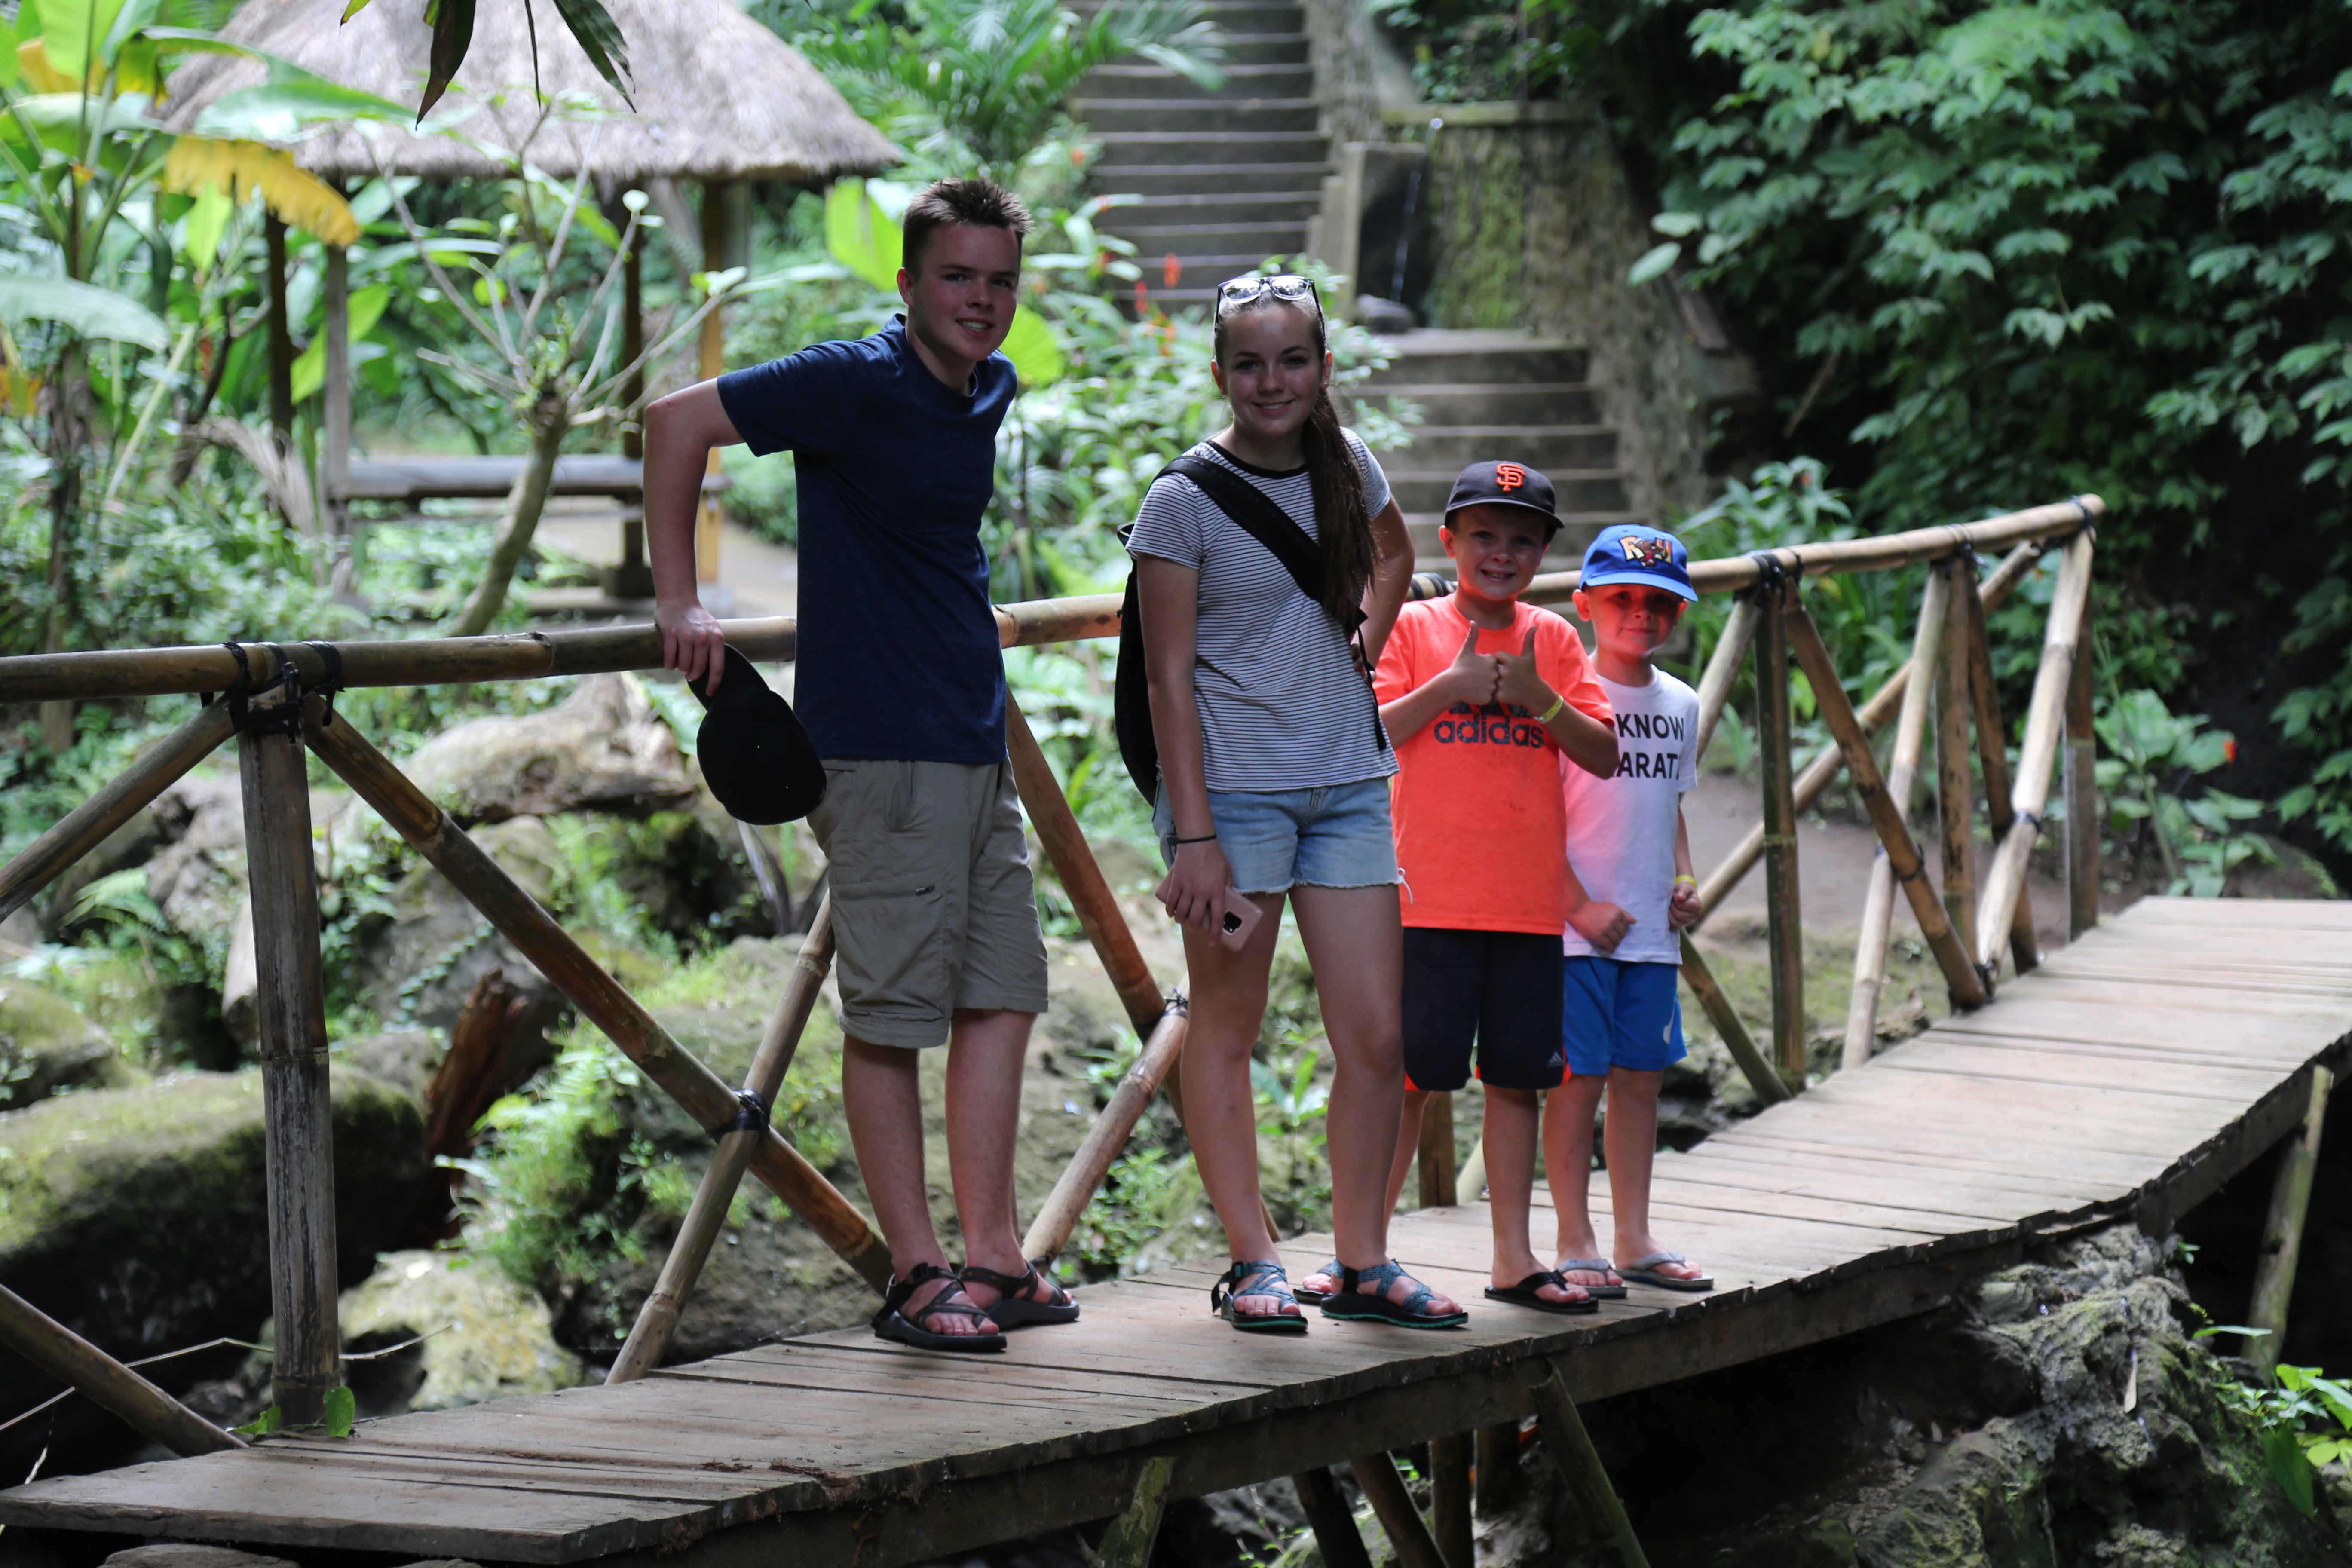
[1217,890,1264,952]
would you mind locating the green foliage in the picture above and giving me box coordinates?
[2095,687,2275,895]
[1606,0,2352,862]
[1369,0,1599,103]
[2214,1357,2352,1517]
[467,1030,650,1296]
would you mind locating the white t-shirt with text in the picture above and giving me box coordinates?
[1560,669,1700,965]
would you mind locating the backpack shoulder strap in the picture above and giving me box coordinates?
[1159,452,1329,611]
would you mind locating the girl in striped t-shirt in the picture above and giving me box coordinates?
[1126,274,1466,1334]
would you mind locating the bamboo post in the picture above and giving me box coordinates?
[1955,560,2040,975]
[1679,934,1791,1103]
[2249,1066,2333,1380]
[1528,1357,1650,1568]
[1351,1450,1446,1568]
[1690,541,2047,928]
[1099,1455,1177,1567]
[1473,1422,1519,1514]
[0,1284,245,1456]
[608,898,837,1384]
[265,214,294,455]
[1430,1432,1473,1568]
[1936,561,1979,968]
[1021,1001,1188,1262]
[1754,578,1807,1079]
[322,241,351,587]
[1975,529,2095,973]
[1292,1467,1375,1568]
[2064,582,2099,941]
[1457,1136,1487,1204]
[0,699,233,921]
[1689,595,1759,767]
[1416,1093,1458,1208]
[239,693,340,1427]
[1782,597,1987,1010]
[1005,700,1162,1036]
[300,702,892,1293]
[1844,562,1948,1066]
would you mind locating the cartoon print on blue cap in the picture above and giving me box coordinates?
[1619,535,1675,568]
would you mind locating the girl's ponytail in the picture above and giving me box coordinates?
[1301,375,1374,626]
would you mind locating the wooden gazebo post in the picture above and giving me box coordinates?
[695,181,750,595]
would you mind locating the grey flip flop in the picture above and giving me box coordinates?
[1554,1257,1628,1299]
[1618,1250,1713,1292]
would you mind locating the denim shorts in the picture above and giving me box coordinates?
[1154,777,1400,896]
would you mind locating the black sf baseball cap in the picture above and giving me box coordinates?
[689,646,825,824]
[1443,460,1559,534]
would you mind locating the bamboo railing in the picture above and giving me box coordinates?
[0,496,2101,1446]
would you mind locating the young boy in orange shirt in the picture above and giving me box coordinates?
[1297,462,1618,1314]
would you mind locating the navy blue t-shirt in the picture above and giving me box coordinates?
[717,318,1014,763]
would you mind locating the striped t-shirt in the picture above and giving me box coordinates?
[1125,431,1396,793]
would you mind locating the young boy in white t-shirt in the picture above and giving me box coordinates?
[1547,524,1715,1297]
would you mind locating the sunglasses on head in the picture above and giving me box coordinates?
[1215,273,1321,315]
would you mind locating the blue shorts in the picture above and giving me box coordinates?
[1562,955,1685,1075]
[1154,777,1399,897]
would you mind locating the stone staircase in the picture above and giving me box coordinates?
[1075,0,1326,309]
[1074,4,1646,574]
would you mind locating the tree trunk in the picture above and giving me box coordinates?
[39,340,84,752]
[450,394,570,637]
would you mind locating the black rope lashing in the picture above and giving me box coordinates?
[303,641,346,728]
[711,1088,770,1141]
[1746,550,1788,605]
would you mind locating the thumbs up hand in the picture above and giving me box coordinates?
[1441,620,1499,708]
[1495,625,1554,714]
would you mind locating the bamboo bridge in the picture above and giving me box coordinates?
[0,496,2346,1568]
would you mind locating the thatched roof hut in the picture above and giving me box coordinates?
[162,0,898,183]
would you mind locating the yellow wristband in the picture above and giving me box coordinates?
[1674,875,1697,888]
[1538,694,1565,723]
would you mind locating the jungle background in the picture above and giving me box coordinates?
[0,0,2350,1559]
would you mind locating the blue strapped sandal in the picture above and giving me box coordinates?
[1210,1259,1309,1335]
[1320,1259,1469,1330]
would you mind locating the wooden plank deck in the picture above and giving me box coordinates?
[5,896,2349,1568]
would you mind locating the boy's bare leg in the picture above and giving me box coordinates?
[1601,1066,1706,1283]
[1289,883,1458,1314]
[842,1036,989,1334]
[1484,1086,1578,1303]
[940,1007,1064,1313]
[1177,894,1290,1317]
[1544,1073,1613,1291]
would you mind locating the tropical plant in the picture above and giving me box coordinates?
[2095,687,2275,897]
[790,0,1225,184]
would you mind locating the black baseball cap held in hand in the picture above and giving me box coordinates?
[688,646,825,824]
[1442,460,1560,533]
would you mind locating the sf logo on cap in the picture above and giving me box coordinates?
[1494,463,1527,491]
[1620,536,1674,567]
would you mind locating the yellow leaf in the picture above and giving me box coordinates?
[161,136,358,247]
[16,40,80,93]
[0,368,40,416]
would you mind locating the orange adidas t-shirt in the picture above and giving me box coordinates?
[1375,598,1614,934]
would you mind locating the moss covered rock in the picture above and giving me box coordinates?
[403,674,695,826]
[0,978,143,1109]
[340,1250,588,1412]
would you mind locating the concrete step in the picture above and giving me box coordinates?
[1384,468,1632,516]
[1084,62,1312,100]
[1110,190,1323,227]
[1217,32,1311,64]
[1359,336,1592,385]
[1075,0,1305,33]
[1099,218,1313,256]
[1130,255,1317,296]
[1367,382,1605,425]
[1093,161,1332,196]
[1093,131,1329,165]
[1072,98,1321,134]
[1371,424,1620,469]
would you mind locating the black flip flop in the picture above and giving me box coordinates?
[871,1262,1008,1352]
[962,1258,1080,1329]
[1483,1270,1599,1315]
[1292,1257,1343,1305]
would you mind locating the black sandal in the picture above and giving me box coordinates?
[1319,1259,1469,1329]
[1210,1259,1308,1335]
[1483,1270,1599,1315]
[871,1262,1008,1353]
[961,1258,1080,1329]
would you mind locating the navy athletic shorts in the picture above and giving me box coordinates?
[1400,928,1568,1092]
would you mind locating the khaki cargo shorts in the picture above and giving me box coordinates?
[806,758,1050,1049]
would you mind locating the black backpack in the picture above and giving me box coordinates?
[1114,453,1383,806]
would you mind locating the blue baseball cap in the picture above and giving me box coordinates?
[1582,524,1697,602]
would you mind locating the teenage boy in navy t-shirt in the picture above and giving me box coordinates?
[644,178,1073,1352]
